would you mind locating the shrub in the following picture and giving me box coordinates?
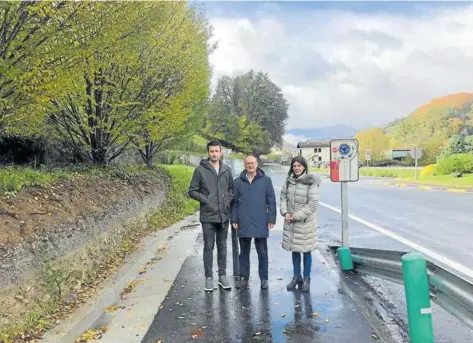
[420,164,437,177]
[436,153,473,175]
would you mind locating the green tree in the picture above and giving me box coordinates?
[47,2,211,165]
[129,4,212,168]
[440,134,466,158]
[0,1,86,135]
[205,70,288,154]
[464,135,473,153]
[355,128,390,161]
[234,70,289,146]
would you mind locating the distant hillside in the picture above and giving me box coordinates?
[385,92,473,148]
[286,125,358,141]
[354,93,473,164]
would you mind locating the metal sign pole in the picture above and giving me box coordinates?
[341,181,349,246]
[231,226,239,280]
[410,147,422,181]
[414,147,418,180]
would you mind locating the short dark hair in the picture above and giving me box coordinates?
[288,155,308,177]
[207,140,222,151]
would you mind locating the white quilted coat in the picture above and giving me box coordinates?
[280,173,321,253]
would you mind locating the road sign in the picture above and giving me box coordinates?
[410,147,422,180]
[365,149,371,161]
[410,147,422,159]
[330,139,360,183]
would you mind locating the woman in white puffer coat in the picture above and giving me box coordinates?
[280,156,321,292]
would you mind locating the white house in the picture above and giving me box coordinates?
[296,141,331,165]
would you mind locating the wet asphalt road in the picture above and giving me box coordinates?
[266,168,473,343]
[142,233,378,343]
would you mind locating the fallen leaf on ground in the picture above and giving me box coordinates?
[371,333,379,339]
[76,326,107,342]
[281,313,286,318]
[190,327,204,339]
[120,280,143,299]
[312,312,319,317]
[105,305,119,313]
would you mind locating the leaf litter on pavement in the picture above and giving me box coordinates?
[75,326,107,342]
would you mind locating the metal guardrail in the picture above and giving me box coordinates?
[332,246,473,331]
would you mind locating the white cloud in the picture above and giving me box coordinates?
[207,4,473,131]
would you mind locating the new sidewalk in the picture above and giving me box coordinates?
[142,231,383,342]
[42,219,389,343]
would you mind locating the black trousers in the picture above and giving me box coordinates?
[239,237,268,280]
[202,221,229,278]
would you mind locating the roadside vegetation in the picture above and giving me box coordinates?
[0,163,198,343]
[311,158,473,188]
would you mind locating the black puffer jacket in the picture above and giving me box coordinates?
[188,159,234,223]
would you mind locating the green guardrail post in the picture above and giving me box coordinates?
[338,247,354,271]
[402,252,434,343]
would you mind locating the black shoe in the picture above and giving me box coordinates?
[287,276,303,291]
[261,280,269,289]
[237,277,248,290]
[301,278,310,292]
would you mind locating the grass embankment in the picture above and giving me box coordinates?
[310,167,473,188]
[147,164,199,227]
[0,164,198,343]
[0,165,155,195]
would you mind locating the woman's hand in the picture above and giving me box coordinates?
[285,213,294,223]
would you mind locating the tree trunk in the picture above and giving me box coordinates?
[138,142,155,169]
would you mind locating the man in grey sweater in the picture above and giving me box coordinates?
[188,141,234,292]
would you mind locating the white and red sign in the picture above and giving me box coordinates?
[330,139,360,182]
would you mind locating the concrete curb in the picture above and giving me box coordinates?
[375,180,473,193]
[41,213,200,343]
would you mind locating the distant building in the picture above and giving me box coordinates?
[296,141,331,164]
[384,148,410,160]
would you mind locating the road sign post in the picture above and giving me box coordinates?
[365,149,371,167]
[410,147,422,180]
[330,139,360,248]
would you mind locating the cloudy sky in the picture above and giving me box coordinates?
[202,1,473,143]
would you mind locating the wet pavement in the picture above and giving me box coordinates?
[142,234,380,343]
[54,164,473,343]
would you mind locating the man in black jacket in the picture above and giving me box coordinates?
[188,141,234,292]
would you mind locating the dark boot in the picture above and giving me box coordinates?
[286,276,303,291]
[301,278,310,292]
[261,279,268,289]
[237,277,248,290]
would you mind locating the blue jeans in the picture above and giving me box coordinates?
[292,252,312,279]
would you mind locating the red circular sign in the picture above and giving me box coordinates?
[332,147,338,153]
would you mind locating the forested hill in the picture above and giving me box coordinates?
[385,92,473,147]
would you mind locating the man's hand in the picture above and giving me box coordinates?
[285,213,294,223]
[232,223,239,229]
[268,223,274,229]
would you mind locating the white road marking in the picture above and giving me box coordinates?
[273,185,473,280]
